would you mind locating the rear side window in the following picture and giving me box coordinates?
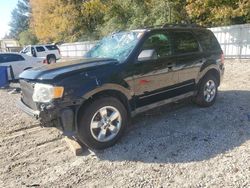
[194,30,221,52]
[171,32,200,54]
[36,46,45,52]
[0,54,25,62]
[45,45,59,50]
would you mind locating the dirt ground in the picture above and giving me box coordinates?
[0,60,250,187]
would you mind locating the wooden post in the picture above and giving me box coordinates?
[64,136,84,156]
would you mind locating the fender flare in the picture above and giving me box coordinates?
[195,64,221,84]
[74,84,133,132]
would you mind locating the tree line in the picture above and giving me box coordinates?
[9,0,250,45]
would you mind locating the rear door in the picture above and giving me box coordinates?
[35,46,47,58]
[168,30,205,89]
[45,45,60,59]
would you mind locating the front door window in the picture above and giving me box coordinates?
[140,33,172,60]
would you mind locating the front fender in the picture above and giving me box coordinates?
[82,83,133,100]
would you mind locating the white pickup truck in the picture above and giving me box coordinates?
[21,44,61,64]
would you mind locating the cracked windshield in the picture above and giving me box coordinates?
[85,31,144,62]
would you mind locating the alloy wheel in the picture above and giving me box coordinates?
[90,106,122,142]
[204,80,216,102]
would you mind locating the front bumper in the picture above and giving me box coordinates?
[17,100,40,118]
[17,99,78,136]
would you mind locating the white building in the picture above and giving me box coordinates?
[0,39,22,52]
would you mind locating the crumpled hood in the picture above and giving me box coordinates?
[19,58,118,81]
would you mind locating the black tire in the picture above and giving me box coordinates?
[47,55,56,64]
[77,97,128,150]
[194,74,218,107]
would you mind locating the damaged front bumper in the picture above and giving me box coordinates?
[17,100,40,118]
[17,99,79,136]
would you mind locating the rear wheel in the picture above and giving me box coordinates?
[47,55,56,64]
[77,97,128,150]
[194,74,218,107]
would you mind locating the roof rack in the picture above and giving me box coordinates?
[113,23,206,34]
[140,23,205,29]
[140,25,163,29]
[137,23,205,30]
[161,23,205,28]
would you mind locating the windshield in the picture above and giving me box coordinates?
[85,31,144,62]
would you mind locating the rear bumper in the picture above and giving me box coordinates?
[17,99,78,136]
[220,64,225,83]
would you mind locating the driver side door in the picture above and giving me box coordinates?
[132,32,178,107]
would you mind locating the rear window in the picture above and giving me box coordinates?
[45,45,59,50]
[194,30,221,52]
[171,32,200,54]
[36,46,45,52]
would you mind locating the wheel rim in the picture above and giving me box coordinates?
[90,106,122,142]
[204,80,216,102]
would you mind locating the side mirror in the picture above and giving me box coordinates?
[138,49,157,61]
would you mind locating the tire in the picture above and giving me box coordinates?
[47,55,56,64]
[77,97,128,150]
[194,74,218,107]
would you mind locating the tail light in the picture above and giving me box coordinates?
[220,53,224,64]
[58,48,61,55]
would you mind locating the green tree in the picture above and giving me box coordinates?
[30,0,81,43]
[147,0,189,25]
[80,0,107,40]
[9,0,30,38]
[99,0,133,35]
[18,29,38,46]
[28,0,250,43]
[30,0,104,42]
[186,0,250,26]
[100,0,188,36]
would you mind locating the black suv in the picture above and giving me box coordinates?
[18,25,224,149]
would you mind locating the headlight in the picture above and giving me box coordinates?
[32,83,64,103]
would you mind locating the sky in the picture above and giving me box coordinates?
[0,0,18,39]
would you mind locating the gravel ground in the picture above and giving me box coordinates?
[0,60,250,187]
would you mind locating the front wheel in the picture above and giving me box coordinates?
[194,74,218,107]
[77,97,128,150]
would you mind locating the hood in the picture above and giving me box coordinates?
[19,58,118,81]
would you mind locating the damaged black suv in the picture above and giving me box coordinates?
[18,25,224,149]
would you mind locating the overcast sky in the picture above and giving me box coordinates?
[0,0,18,39]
